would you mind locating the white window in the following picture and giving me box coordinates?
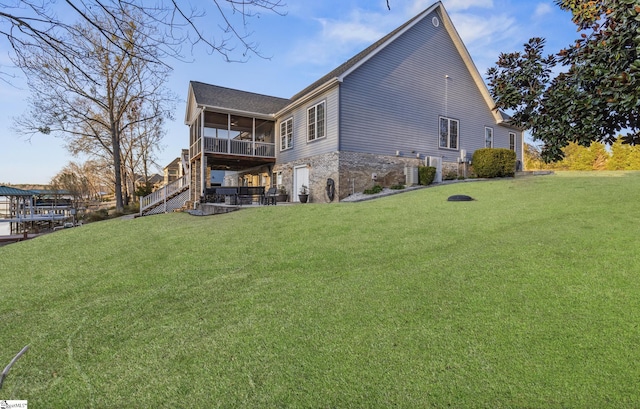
[307,101,326,141]
[280,117,293,151]
[509,132,516,151]
[485,127,494,148]
[439,117,459,149]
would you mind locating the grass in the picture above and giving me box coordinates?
[1,171,640,407]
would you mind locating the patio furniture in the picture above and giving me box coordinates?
[263,187,278,205]
[237,186,265,205]
[214,187,239,204]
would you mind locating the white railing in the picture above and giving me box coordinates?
[190,137,275,158]
[202,137,275,157]
[140,174,189,215]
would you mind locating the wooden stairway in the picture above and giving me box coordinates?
[140,175,190,216]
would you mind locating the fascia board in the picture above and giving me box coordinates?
[337,3,440,82]
[275,78,340,118]
[438,4,504,124]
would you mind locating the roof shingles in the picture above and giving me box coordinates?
[190,81,290,116]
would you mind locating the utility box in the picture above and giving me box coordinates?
[426,157,443,183]
[404,166,419,185]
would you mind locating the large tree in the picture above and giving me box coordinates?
[13,8,174,212]
[487,0,640,162]
[4,0,286,211]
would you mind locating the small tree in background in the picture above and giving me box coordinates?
[607,137,640,170]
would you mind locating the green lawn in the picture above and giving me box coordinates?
[1,172,640,408]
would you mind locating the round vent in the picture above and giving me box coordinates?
[432,16,440,27]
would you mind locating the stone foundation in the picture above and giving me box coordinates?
[273,152,340,203]
[337,152,422,200]
[276,151,440,202]
[191,152,472,204]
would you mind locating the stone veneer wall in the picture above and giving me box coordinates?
[337,152,423,200]
[273,151,340,204]
[273,152,465,203]
[190,158,202,203]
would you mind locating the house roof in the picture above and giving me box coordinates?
[187,1,512,126]
[189,81,290,116]
[0,186,38,197]
[164,157,181,170]
[136,174,164,185]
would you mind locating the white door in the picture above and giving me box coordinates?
[293,165,309,203]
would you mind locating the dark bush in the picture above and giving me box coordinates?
[418,166,436,185]
[472,148,517,178]
[364,185,384,194]
[83,208,109,223]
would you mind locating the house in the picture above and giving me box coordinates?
[183,1,523,205]
[163,149,193,186]
[135,173,164,191]
[163,157,182,185]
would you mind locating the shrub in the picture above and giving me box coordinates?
[83,208,109,223]
[390,184,405,190]
[418,166,436,185]
[472,148,517,178]
[364,185,384,194]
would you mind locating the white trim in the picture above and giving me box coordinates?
[199,106,275,120]
[438,5,504,124]
[485,126,494,148]
[337,3,441,82]
[307,100,327,142]
[509,131,516,151]
[280,117,293,151]
[276,78,340,117]
[293,165,310,203]
[439,116,459,150]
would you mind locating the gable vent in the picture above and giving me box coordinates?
[432,16,440,27]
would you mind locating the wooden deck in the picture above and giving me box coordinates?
[0,232,46,245]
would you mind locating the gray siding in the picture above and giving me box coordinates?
[339,9,516,163]
[276,86,340,165]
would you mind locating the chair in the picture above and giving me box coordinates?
[263,187,278,205]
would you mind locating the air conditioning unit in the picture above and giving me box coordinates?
[404,166,419,186]
[426,157,443,183]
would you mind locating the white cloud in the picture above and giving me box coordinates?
[287,9,396,66]
[448,12,519,75]
[534,3,553,18]
[441,0,494,12]
[450,12,516,46]
[408,0,494,15]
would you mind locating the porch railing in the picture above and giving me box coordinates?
[140,174,189,215]
[190,137,275,159]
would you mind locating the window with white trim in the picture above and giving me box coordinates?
[307,101,326,141]
[280,117,293,151]
[485,127,494,148]
[509,132,516,151]
[439,116,459,149]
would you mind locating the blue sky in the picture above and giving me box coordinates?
[0,0,576,185]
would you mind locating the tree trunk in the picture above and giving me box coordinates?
[111,124,124,212]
